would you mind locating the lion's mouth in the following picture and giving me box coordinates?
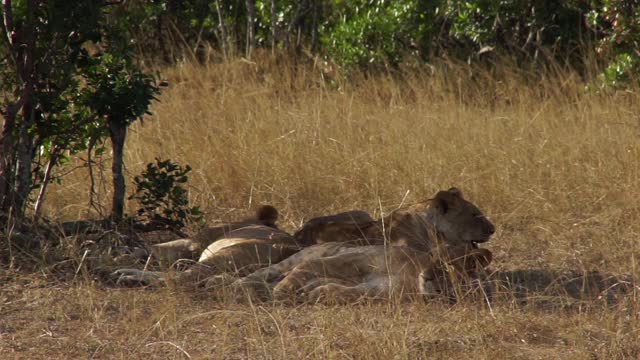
[470,239,490,248]
[472,235,492,244]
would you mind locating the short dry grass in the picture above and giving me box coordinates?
[2,54,639,358]
[1,273,638,359]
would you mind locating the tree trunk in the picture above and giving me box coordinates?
[215,0,228,59]
[13,108,34,218]
[286,0,306,52]
[109,116,127,222]
[0,4,18,217]
[33,149,57,218]
[0,106,18,218]
[310,0,319,53]
[245,0,256,59]
[270,0,277,53]
[8,0,37,219]
[157,13,172,64]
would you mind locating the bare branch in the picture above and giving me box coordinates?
[1,0,17,66]
[1,0,14,43]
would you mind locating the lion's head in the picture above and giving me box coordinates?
[255,204,279,228]
[420,187,495,247]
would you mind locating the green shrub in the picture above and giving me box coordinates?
[129,158,202,229]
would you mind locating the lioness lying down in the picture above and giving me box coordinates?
[292,210,375,246]
[114,225,300,286]
[229,188,496,302]
[150,205,281,265]
[293,187,495,252]
[232,243,493,303]
[115,188,495,296]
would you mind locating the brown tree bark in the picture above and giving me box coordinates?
[245,0,256,59]
[286,0,308,52]
[12,0,37,218]
[33,149,58,218]
[270,0,277,53]
[1,0,17,218]
[215,0,229,58]
[0,108,17,217]
[0,0,37,219]
[13,104,34,218]
[109,116,127,222]
[310,0,319,53]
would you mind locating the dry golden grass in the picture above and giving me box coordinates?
[4,55,639,358]
[1,273,638,359]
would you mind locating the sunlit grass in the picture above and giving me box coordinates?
[22,54,640,358]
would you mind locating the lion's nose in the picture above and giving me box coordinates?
[486,225,495,235]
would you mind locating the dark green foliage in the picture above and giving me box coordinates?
[587,0,640,87]
[444,1,585,58]
[0,0,110,218]
[320,1,425,69]
[82,53,161,125]
[0,0,162,221]
[130,159,202,229]
[2,0,639,226]
[99,0,639,85]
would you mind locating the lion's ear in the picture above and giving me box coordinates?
[256,205,279,226]
[467,248,493,268]
[432,188,463,214]
[447,187,464,199]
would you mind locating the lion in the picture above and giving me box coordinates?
[231,188,496,301]
[293,210,375,246]
[294,187,495,252]
[293,210,376,245]
[117,188,495,294]
[114,225,300,286]
[150,204,281,265]
[232,243,493,303]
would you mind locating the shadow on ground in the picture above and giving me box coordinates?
[487,269,638,309]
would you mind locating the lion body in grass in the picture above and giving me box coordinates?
[116,189,496,296]
[233,242,493,303]
[150,205,282,265]
[231,188,496,302]
[294,187,495,252]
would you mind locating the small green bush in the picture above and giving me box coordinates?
[129,158,202,229]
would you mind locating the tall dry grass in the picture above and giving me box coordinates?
[14,55,637,358]
[46,55,640,273]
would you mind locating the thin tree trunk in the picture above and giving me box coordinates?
[215,0,228,59]
[157,13,172,64]
[11,0,37,218]
[109,116,127,222]
[13,111,34,218]
[33,149,57,218]
[86,136,101,216]
[286,0,305,52]
[245,0,256,59]
[270,0,277,54]
[0,105,18,217]
[234,4,242,55]
[311,0,319,53]
[0,0,29,220]
[0,2,17,214]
